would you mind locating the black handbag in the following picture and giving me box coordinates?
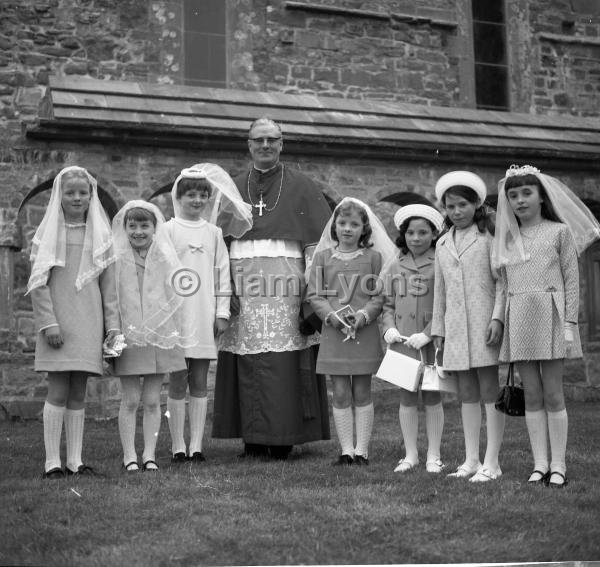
[495,364,525,417]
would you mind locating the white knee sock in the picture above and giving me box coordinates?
[142,404,161,464]
[167,397,186,455]
[483,403,505,471]
[188,396,207,455]
[332,406,354,456]
[354,403,374,458]
[425,402,444,463]
[118,401,138,466]
[525,408,548,473]
[65,408,85,471]
[399,405,419,464]
[43,402,65,472]
[547,408,568,475]
[461,402,481,467]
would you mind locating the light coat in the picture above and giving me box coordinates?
[431,225,505,371]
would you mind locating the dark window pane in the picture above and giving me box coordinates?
[473,22,506,64]
[185,0,225,34]
[475,64,508,110]
[185,32,226,85]
[472,0,504,23]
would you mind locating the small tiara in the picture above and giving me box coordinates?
[505,164,540,178]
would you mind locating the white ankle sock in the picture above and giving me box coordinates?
[483,403,505,471]
[332,406,354,456]
[119,400,138,466]
[43,402,65,472]
[65,408,85,471]
[461,402,481,467]
[354,403,374,458]
[425,402,444,463]
[142,403,161,464]
[399,405,419,464]
[167,397,186,455]
[548,408,568,476]
[188,396,207,455]
[525,408,548,473]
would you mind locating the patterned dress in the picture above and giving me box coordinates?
[499,220,582,362]
[31,224,120,376]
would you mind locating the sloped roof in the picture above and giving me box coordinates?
[28,76,600,169]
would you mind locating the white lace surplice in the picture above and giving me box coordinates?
[219,239,319,355]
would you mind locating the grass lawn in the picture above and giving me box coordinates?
[1,387,599,566]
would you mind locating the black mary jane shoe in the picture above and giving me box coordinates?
[548,471,569,488]
[122,461,140,473]
[170,452,187,464]
[189,452,206,463]
[354,455,370,466]
[42,467,65,480]
[65,464,100,477]
[332,454,354,466]
[142,460,159,472]
[527,469,549,486]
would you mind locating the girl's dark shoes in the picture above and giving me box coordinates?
[143,460,159,472]
[189,452,205,463]
[66,464,99,477]
[333,454,353,466]
[171,452,187,463]
[42,467,64,480]
[527,470,549,485]
[122,461,139,473]
[548,471,569,488]
[354,455,369,466]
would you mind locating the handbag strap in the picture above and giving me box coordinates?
[504,363,515,387]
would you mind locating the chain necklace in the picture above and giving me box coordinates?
[247,164,285,217]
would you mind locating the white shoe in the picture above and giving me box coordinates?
[393,459,417,473]
[426,459,445,473]
[469,466,502,483]
[447,461,482,478]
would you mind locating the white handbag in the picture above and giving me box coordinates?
[421,349,458,394]
[375,348,423,392]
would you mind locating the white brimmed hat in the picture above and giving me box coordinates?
[435,171,487,204]
[393,204,444,233]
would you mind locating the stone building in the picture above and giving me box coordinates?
[1,0,600,418]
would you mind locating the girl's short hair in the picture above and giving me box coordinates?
[61,168,91,187]
[395,216,439,254]
[503,174,561,222]
[330,201,373,248]
[123,206,157,227]
[176,178,213,200]
[441,185,495,235]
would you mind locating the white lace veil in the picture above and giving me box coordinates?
[171,163,253,237]
[27,165,115,294]
[492,165,600,268]
[311,197,397,269]
[112,200,197,349]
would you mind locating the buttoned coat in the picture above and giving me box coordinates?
[381,248,436,363]
[431,225,505,371]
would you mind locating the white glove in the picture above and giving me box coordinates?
[564,322,576,354]
[405,332,432,350]
[383,328,403,344]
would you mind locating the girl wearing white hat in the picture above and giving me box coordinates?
[382,204,446,474]
[430,171,506,483]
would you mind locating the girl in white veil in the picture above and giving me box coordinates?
[111,200,190,472]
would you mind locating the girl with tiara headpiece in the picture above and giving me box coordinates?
[28,166,120,479]
[493,164,600,487]
[163,163,252,464]
[307,197,395,466]
[112,200,192,472]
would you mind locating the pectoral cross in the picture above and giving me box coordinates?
[255,195,266,217]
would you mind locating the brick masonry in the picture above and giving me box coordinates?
[1,0,600,417]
